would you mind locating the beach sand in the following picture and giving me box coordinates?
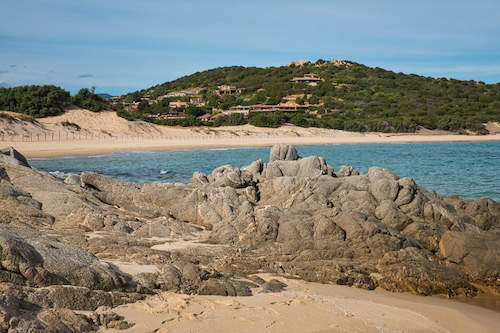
[100,274,500,333]
[5,134,500,159]
[1,109,499,158]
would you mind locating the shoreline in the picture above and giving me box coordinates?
[3,133,500,159]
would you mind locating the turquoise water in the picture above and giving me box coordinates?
[30,141,500,201]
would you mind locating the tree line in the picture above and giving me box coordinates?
[0,85,107,118]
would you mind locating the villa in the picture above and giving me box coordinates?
[214,85,244,96]
[197,113,225,122]
[225,103,307,115]
[190,97,206,106]
[291,73,323,86]
[158,87,203,100]
[169,101,189,108]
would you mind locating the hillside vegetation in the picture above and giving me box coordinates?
[0,86,108,118]
[119,60,500,133]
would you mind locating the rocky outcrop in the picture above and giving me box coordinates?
[269,144,299,162]
[0,226,127,290]
[75,145,500,297]
[0,147,30,168]
[1,145,499,331]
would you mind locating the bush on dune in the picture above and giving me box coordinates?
[72,88,107,112]
[0,85,71,117]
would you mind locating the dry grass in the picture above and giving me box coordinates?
[0,112,36,123]
[0,112,15,121]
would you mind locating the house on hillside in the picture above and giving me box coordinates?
[291,73,323,86]
[159,87,203,100]
[145,112,187,120]
[211,113,226,121]
[190,97,206,106]
[169,101,189,109]
[225,103,308,114]
[197,113,225,122]
[197,113,213,122]
[124,102,139,111]
[214,85,244,96]
[226,105,252,115]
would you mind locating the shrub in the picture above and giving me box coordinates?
[72,88,107,112]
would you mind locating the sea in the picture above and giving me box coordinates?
[30,141,500,201]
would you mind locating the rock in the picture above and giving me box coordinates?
[0,146,30,168]
[395,177,417,206]
[0,182,55,227]
[0,284,144,311]
[157,265,182,291]
[439,231,500,285]
[375,247,476,297]
[264,156,332,179]
[198,278,252,296]
[0,225,127,290]
[208,165,254,188]
[1,144,499,305]
[81,172,143,212]
[269,144,299,162]
[367,167,400,202]
[35,308,96,332]
[0,291,96,332]
[132,217,201,238]
[260,279,287,293]
[336,165,360,177]
[190,172,208,185]
[64,174,81,185]
[87,306,134,330]
[241,159,263,177]
[0,167,9,181]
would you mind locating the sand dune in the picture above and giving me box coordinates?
[1,108,499,158]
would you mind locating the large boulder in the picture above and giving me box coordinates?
[0,226,127,291]
[367,167,400,203]
[263,156,333,178]
[0,146,30,168]
[269,144,299,162]
[0,182,54,227]
[207,165,255,188]
[439,231,500,285]
[81,172,142,211]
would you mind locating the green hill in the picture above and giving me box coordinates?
[118,59,500,133]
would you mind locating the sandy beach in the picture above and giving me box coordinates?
[1,109,499,158]
[5,134,500,159]
[100,273,500,333]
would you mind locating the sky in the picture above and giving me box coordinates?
[1,0,499,95]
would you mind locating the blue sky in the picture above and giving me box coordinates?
[1,0,499,95]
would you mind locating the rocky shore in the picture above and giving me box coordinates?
[0,144,499,332]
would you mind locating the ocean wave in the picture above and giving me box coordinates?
[49,171,71,179]
[86,154,108,158]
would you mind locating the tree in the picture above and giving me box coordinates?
[185,106,207,117]
[72,88,107,112]
[0,85,71,117]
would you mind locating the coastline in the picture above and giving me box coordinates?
[4,133,500,159]
[2,109,499,158]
